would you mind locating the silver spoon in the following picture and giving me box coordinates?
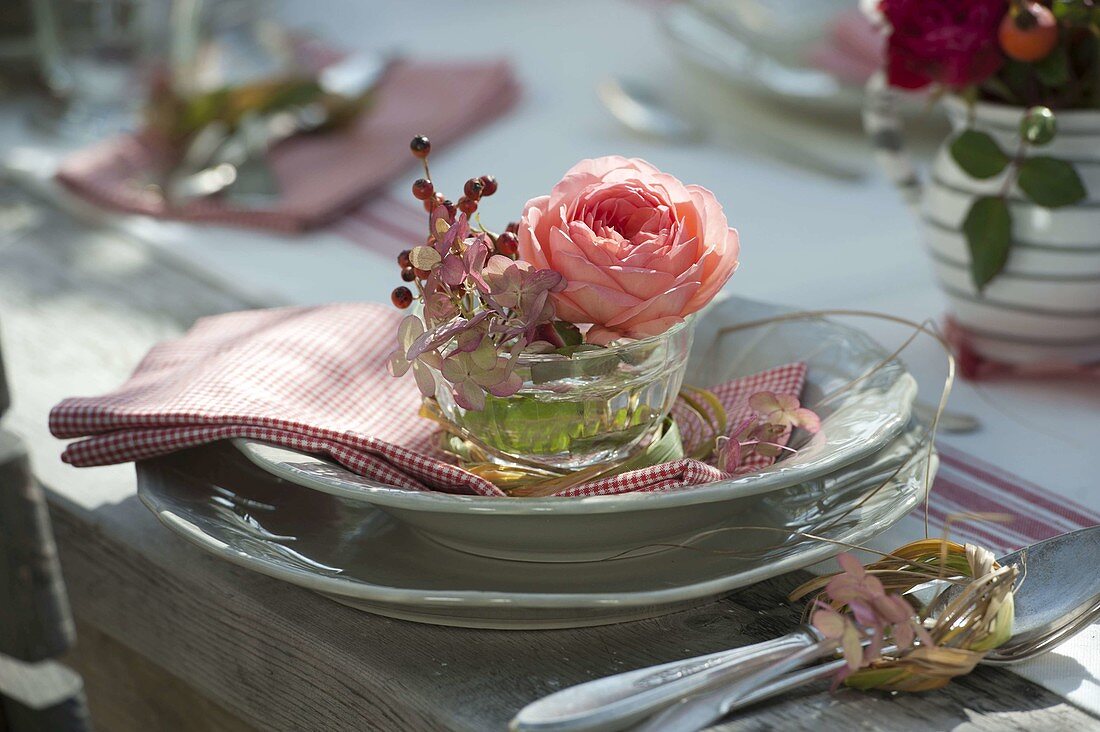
[510,526,1100,732]
[597,77,866,182]
[639,525,1100,732]
[914,400,981,434]
[645,601,1100,732]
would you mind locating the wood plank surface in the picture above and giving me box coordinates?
[0,430,75,662]
[1,183,1097,731]
[64,620,257,732]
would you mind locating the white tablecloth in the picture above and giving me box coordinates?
[2,0,1096,715]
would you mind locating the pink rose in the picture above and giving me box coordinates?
[518,157,740,346]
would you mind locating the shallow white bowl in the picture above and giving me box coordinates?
[235,297,919,562]
[138,436,934,629]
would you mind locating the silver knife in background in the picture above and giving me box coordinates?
[165,52,398,206]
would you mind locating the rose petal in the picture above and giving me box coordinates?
[518,157,739,336]
[623,316,685,340]
[602,280,700,330]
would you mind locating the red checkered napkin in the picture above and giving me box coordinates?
[56,59,518,233]
[50,304,807,498]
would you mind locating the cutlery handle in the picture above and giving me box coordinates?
[639,643,904,732]
[510,628,823,732]
[633,640,842,732]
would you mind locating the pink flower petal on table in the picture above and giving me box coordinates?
[714,434,742,473]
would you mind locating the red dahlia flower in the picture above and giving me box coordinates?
[880,0,1009,90]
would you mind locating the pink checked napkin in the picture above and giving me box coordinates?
[49,304,807,498]
[55,60,518,233]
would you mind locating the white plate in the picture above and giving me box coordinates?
[234,297,918,562]
[660,1,863,115]
[137,436,934,629]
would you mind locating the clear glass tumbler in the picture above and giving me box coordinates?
[432,318,696,472]
[30,0,152,139]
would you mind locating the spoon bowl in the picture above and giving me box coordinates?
[511,526,1100,732]
[995,526,1100,650]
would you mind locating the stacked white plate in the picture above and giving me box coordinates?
[137,297,935,629]
[660,0,863,114]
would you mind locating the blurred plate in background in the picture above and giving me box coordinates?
[659,0,912,119]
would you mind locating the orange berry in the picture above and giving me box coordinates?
[998,2,1059,62]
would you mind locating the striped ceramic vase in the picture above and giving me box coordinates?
[865,73,1100,367]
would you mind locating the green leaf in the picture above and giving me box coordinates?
[1034,47,1070,87]
[1053,0,1091,23]
[552,320,583,348]
[979,76,1022,106]
[998,60,1035,106]
[963,197,1012,291]
[1017,157,1088,207]
[845,666,912,691]
[949,130,1010,179]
